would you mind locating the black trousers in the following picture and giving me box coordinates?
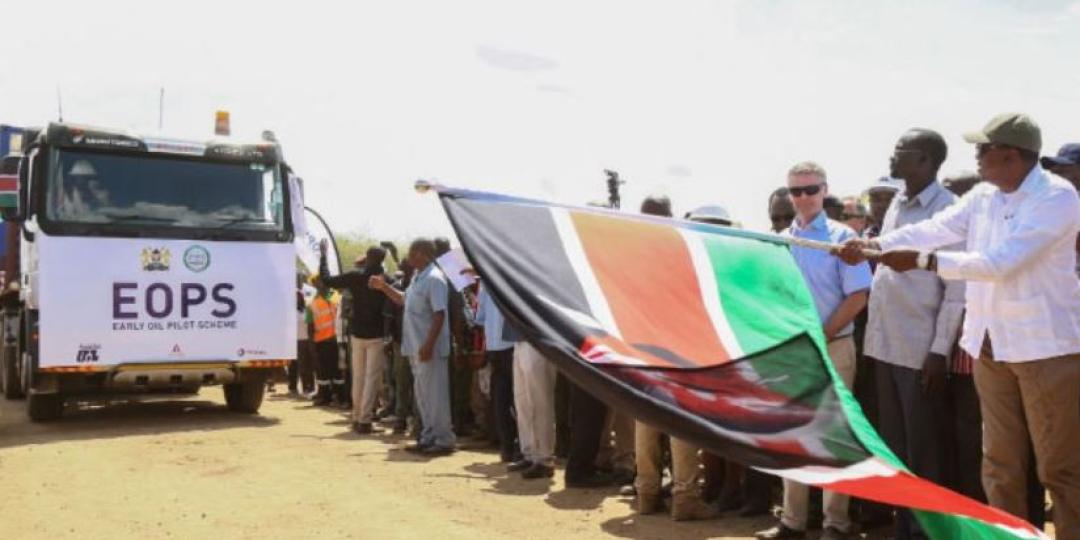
[487,348,519,461]
[943,374,985,502]
[565,383,608,482]
[554,373,572,458]
[875,360,946,539]
[314,340,343,398]
[288,339,315,394]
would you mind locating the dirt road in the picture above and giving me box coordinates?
[1,392,865,540]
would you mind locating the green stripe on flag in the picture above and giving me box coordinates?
[0,193,16,208]
[701,234,821,355]
[700,231,1026,539]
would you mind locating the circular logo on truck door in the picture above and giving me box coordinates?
[183,245,211,273]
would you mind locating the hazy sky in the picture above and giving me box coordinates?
[2,0,1077,239]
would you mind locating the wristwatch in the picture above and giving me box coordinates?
[917,251,930,270]
[917,251,937,271]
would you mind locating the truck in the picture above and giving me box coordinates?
[0,122,297,421]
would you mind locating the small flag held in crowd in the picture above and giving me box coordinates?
[433,185,1046,540]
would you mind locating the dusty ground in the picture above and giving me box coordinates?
[0,391,913,539]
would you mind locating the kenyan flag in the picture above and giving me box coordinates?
[0,172,18,209]
[435,185,1045,540]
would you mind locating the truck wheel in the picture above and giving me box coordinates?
[2,345,23,399]
[27,393,64,422]
[224,381,264,413]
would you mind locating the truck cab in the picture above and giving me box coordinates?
[1,123,297,421]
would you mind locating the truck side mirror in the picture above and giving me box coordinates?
[0,155,21,221]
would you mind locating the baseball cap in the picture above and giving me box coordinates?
[866,176,904,193]
[1040,143,1080,169]
[962,112,1042,153]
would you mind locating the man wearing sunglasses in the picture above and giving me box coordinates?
[756,162,872,540]
[839,113,1080,539]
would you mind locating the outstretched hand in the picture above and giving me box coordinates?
[836,238,877,265]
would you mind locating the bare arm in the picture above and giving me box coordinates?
[419,311,446,361]
[369,275,405,306]
[823,290,868,342]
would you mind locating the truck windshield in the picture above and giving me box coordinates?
[45,149,285,232]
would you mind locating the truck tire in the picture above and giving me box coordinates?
[27,393,64,422]
[224,381,264,413]
[2,345,23,399]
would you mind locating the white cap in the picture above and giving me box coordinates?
[685,205,734,226]
[866,176,904,193]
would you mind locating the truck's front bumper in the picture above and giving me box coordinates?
[35,360,289,395]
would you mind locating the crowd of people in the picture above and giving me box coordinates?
[280,112,1079,540]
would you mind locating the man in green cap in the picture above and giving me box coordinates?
[839,113,1080,538]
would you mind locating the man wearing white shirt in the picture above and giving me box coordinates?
[840,113,1080,539]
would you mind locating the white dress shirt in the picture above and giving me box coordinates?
[878,165,1080,362]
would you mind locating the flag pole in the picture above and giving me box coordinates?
[413,180,881,258]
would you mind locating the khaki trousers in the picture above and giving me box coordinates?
[974,351,1080,540]
[513,342,558,465]
[781,336,857,533]
[350,337,387,424]
[634,421,701,496]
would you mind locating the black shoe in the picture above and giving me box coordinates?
[404,443,431,454]
[521,463,555,479]
[857,507,894,530]
[353,422,379,435]
[737,501,771,518]
[718,494,746,512]
[420,445,455,456]
[610,468,635,486]
[313,396,332,406]
[392,419,407,435]
[754,523,806,539]
[819,526,851,540]
[507,459,533,472]
[565,472,616,489]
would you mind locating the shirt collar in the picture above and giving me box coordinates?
[1017,165,1047,196]
[793,211,828,232]
[897,180,945,208]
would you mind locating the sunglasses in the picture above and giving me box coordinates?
[976,143,1017,158]
[841,213,866,221]
[893,148,923,157]
[788,184,824,198]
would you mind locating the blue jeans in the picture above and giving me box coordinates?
[410,354,456,449]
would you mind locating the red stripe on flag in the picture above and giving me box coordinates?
[821,469,1040,537]
[0,175,17,191]
[570,211,731,367]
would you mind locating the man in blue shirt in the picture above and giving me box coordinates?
[371,238,456,455]
[474,284,521,464]
[756,161,872,540]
